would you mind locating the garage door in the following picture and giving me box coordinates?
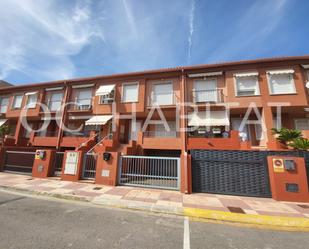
[191,150,272,197]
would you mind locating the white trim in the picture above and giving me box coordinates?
[267,69,294,75]
[72,83,94,89]
[121,82,139,103]
[301,64,309,69]
[45,86,64,91]
[68,115,92,120]
[25,91,38,96]
[188,71,222,78]
[267,72,296,95]
[234,74,260,97]
[234,71,259,77]
[0,119,7,127]
[95,84,115,96]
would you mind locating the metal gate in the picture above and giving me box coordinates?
[3,150,36,175]
[191,150,272,197]
[81,152,98,180]
[53,152,64,176]
[119,155,180,190]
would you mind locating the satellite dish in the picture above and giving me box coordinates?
[306,81,309,89]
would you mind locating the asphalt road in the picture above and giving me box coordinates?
[0,190,308,249]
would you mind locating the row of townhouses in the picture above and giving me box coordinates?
[0,56,309,198]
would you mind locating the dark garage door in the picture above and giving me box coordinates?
[191,150,272,198]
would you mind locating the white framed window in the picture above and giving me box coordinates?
[26,94,38,108]
[0,96,9,113]
[75,88,92,110]
[152,82,174,105]
[295,119,309,130]
[48,92,63,111]
[122,82,139,103]
[100,90,115,104]
[193,79,218,102]
[235,75,260,96]
[267,71,296,94]
[12,95,23,109]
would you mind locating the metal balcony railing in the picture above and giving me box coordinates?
[144,131,179,138]
[147,92,178,106]
[63,130,91,137]
[192,89,224,103]
[36,130,59,137]
[69,97,92,110]
[47,100,62,111]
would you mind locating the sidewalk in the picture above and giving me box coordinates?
[1,172,309,230]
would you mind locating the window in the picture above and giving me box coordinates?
[75,89,92,110]
[122,83,139,103]
[267,72,296,94]
[100,90,115,104]
[307,70,309,81]
[295,119,309,130]
[152,82,173,105]
[48,92,63,111]
[193,79,218,102]
[235,76,259,96]
[0,97,9,113]
[26,94,38,108]
[12,95,23,109]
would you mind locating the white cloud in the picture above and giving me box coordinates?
[0,0,104,82]
[187,0,195,63]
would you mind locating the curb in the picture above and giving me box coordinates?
[184,208,309,231]
[1,185,309,231]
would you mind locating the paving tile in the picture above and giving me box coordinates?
[219,198,252,209]
[72,190,102,198]
[183,203,229,212]
[156,200,183,208]
[243,209,259,215]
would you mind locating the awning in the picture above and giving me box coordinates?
[0,119,7,127]
[234,71,259,77]
[188,71,222,78]
[45,86,63,91]
[302,64,309,69]
[25,91,38,96]
[95,84,115,96]
[188,111,229,126]
[267,69,294,75]
[85,115,113,126]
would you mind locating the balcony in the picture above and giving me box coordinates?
[32,131,59,147]
[68,98,92,111]
[60,130,93,148]
[192,89,224,104]
[187,130,241,150]
[46,100,62,112]
[137,131,182,149]
[147,92,178,107]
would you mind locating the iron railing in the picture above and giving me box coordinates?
[119,155,180,190]
[147,92,178,106]
[87,133,113,154]
[53,152,64,176]
[192,89,224,103]
[63,130,91,137]
[81,152,98,180]
[144,131,179,138]
[36,130,59,137]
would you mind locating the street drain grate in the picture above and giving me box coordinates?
[227,206,245,214]
[93,187,102,190]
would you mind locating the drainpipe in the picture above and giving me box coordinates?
[180,69,187,152]
[56,81,69,150]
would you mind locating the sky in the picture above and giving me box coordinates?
[0,0,309,85]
